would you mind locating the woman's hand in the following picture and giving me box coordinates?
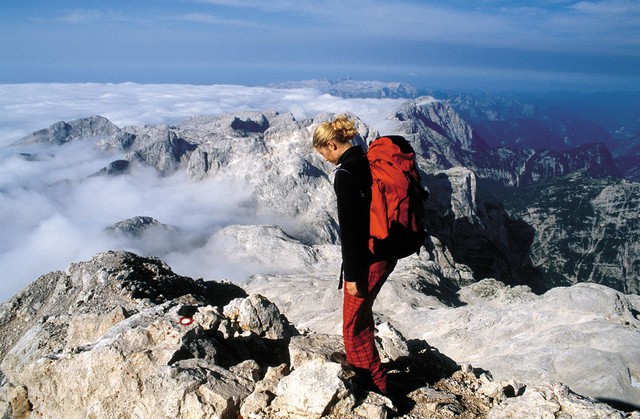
[346,281,364,298]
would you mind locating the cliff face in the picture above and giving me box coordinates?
[614,134,640,182]
[422,167,543,291]
[1,251,638,418]
[389,98,619,188]
[496,171,640,294]
[474,141,618,187]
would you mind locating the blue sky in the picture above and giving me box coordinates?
[1,0,639,92]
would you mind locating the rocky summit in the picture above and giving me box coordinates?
[1,251,638,418]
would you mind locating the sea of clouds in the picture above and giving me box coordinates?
[0,83,406,302]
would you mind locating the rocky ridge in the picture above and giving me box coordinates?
[12,115,120,146]
[1,251,637,418]
[13,105,539,288]
[243,249,640,411]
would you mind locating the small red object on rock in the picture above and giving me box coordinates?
[179,317,194,326]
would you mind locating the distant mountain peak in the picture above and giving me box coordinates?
[265,78,421,99]
[13,115,119,146]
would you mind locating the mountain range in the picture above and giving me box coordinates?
[9,91,639,294]
[1,82,639,416]
[276,81,640,182]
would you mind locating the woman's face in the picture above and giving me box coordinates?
[317,141,343,166]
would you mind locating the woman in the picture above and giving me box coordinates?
[313,114,397,395]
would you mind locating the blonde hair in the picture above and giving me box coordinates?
[313,114,358,150]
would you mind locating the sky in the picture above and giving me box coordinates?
[1,0,639,92]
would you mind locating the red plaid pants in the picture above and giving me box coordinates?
[342,259,396,393]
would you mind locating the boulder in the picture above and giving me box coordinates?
[271,360,354,418]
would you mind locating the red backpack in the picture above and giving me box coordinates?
[367,135,428,259]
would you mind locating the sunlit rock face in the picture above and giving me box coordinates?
[244,265,640,410]
[0,251,281,418]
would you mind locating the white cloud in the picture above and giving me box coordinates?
[0,83,404,302]
[56,10,104,24]
[27,10,105,25]
[0,83,403,145]
[184,0,638,53]
[172,13,267,28]
[569,0,640,15]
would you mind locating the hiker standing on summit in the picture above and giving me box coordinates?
[313,114,397,395]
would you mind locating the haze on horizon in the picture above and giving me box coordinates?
[1,0,639,93]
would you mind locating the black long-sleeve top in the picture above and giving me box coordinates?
[334,145,373,286]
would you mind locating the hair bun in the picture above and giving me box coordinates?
[332,115,357,140]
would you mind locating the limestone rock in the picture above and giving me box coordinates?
[393,98,480,170]
[243,270,344,335]
[271,359,354,418]
[288,333,344,369]
[0,251,294,419]
[353,392,395,419]
[193,305,224,331]
[375,322,410,362]
[0,250,238,361]
[424,167,543,291]
[11,102,626,297]
[411,280,640,407]
[126,127,195,174]
[240,363,289,419]
[91,158,131,176]
[244,272,640,411]
[7,100,634,298]
[223,293,294,340]
[1,251,637,418]
[1,302,253,418]
[106,215,177,238]
[3,92,640,417]
[211,224,322,273]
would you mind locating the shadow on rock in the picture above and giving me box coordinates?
[596,398,640,414]
[383,338,461,415]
